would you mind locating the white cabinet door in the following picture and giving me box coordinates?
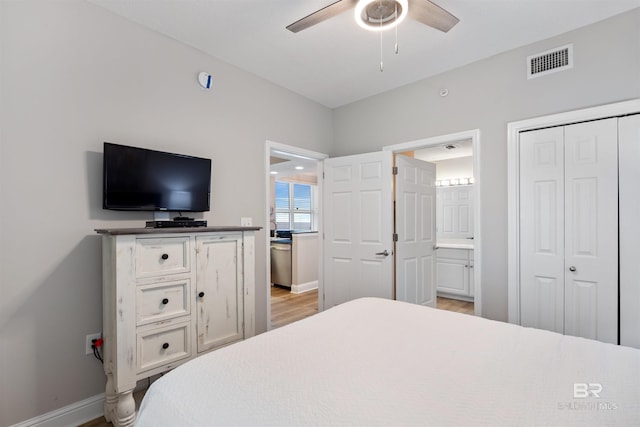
[519,119,618,343]
[436,257,468,295]
[323,151,394,308]
[469,250,475,297]
[196,234,244,352]
[435,248,472,297]
[395,155,437,307]
[563,118,618,344]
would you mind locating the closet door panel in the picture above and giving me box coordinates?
[565,279,598,340]
[519,127,565,333]
[619,114,640,349]
[564,118,618,344]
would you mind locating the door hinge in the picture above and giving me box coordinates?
[323,171,325,179]
[392,166,398,175]
[393,233,398,242]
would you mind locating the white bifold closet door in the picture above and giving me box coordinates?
[519,118,618,344]
[619,114,640,348]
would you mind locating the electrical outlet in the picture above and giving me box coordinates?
[86,333,102,355]
[241,217,252,226]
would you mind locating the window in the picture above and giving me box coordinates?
[275,181,315,230]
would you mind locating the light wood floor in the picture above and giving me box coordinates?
[271,285,318,328]
[437,296,474,315]
[270,288,474,327]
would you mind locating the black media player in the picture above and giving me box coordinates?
[146,220,208,228]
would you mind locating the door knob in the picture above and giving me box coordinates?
[375,250,390,256]
[569,266,577,272]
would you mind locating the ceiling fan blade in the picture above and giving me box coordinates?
[286,0,358,33]
[408,0,459,33]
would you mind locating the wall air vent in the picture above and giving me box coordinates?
[527,44,573,79]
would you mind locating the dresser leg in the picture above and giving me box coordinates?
[104,374,136,427]
[104,374,116,423]
[113,389,136,427]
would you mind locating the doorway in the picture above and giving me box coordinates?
[384,129,482,316]
[265,129,482,327]
[265,141,328,330]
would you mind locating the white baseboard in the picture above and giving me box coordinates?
[291,280,318,294]
[10,393,104,427]
[436,291,474,303]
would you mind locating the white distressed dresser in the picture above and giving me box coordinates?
[95,226,260,427]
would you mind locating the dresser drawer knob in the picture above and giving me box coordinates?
[162,342,169,350]
[198,291,205,298]
[161,298,169,305]
[161,253,169,260]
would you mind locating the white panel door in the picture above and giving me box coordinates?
[395,155,437,307]
[619,113,640,349]
[519,126,565,334]
[563,118,618,344]
[195,234,244,352]
[323,151,394,308]
[436,186,474,239]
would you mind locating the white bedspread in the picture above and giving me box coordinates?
[136,298,640,426]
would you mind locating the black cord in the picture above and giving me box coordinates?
[92,344,104,364]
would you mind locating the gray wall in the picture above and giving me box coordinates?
[0,1,332,425]
[333,8,640,321]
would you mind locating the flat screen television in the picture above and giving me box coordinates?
[103,142,211,212]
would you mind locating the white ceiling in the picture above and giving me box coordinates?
[270,152,319,177]
[414,138,473,161]
[89,0,640,108]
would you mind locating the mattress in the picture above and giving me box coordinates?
[136,298,640,426]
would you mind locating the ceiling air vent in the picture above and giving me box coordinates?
[527,44,573,79]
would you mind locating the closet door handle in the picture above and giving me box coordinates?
[569,266,577,272]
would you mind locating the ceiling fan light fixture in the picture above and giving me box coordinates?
[354,0,408,32]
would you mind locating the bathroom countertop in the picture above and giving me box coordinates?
[270,238,292,244]
[437,239,474,250]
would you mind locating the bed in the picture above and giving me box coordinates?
[136,297,640,426]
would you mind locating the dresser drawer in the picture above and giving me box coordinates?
[137,322,191,373]
[136,280,190,326]
[136,237,190,278]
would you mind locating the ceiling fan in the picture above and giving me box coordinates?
[286,0,459,33]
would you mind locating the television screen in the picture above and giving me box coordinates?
[103,142,211,212]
